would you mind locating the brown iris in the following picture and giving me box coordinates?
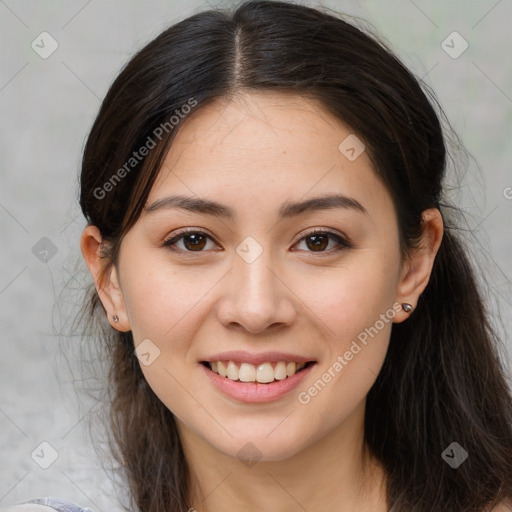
[305,234,329,251]
[182,233,208,251]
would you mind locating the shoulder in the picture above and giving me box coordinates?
[1,497,94,512]
[1,506,56,512]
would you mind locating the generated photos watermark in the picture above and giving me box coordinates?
[93,97,198,200]
[297,302,403,405]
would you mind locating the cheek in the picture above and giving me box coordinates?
[123,265,206,423]
[120,261,212,401]
[291,252,399,410]
[121,261,209,341]
[296,252,400,344]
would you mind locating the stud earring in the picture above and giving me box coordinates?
[402,303,413,313]
[113,314,119,323]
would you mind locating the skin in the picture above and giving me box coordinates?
[81,92,445,512]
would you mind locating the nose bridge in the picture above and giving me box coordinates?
[216,238,296,332]
[237,248,277,303]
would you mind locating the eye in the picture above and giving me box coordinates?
[163,229,219,253]
[163,228,351,255]
[293,229,352,255]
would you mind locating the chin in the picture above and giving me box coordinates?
[210,431,307,463]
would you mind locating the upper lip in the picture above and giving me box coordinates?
[201,350,316,365]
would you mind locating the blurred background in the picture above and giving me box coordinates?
[1,0,511,510]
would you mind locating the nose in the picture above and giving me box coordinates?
[215,252,297,334]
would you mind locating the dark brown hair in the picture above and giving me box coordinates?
[76,1,512,511]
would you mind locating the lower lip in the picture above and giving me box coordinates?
[200,363,316,403]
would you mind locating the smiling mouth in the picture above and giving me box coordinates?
[201,360,316,384]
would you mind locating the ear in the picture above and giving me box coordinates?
[393,208,444,323]
[80,225,131,332]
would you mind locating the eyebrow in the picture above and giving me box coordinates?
[144,193,368,220]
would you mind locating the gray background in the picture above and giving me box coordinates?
[1,0,511,510]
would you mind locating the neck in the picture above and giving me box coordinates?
[179,400,388,512]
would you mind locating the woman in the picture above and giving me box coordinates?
[8,0,512,511]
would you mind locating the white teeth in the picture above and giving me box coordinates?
[217,361,227,377]
[286,362,296,377]
[227,361,239,380]
[274,361,288,380]
[239,363,256,382]
[256,362,274,383]
[207,360,309,383]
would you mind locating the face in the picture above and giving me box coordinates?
[93,92,415,461]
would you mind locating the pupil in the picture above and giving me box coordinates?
[185,234,206,251]
[307,234,328,251]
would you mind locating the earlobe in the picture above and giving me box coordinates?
[80,225,131,332]
[393,208,444,323]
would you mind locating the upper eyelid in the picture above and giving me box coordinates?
[164,228,217,244]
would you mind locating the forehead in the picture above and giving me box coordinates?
[147,92,392,220]
[158,91,352,177]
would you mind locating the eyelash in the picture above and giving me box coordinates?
[162,228,352,256]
